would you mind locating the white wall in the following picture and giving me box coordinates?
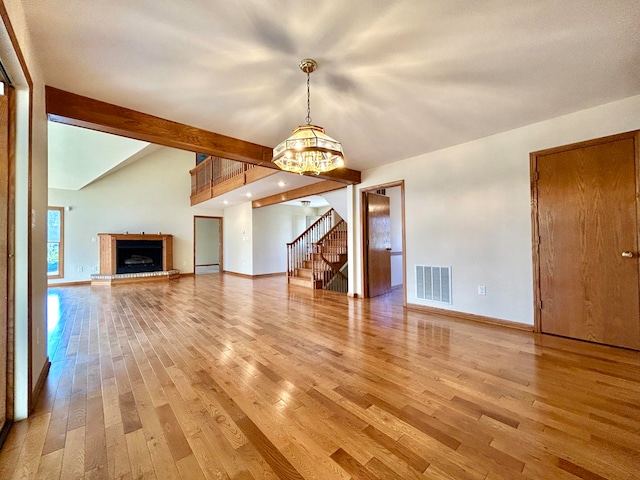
[253,204,309,275]
[354,94,640,325]
[48,147,223,283]
[195,217,220,265]
[320,188,347,219]
[223,202,253,275]
[224,203,325,276]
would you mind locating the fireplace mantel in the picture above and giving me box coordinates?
[98,233,174,276]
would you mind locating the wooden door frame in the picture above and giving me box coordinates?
[0,82,14,448]
[530,129,640,334]
[360,181,407,305]
[193,215,223,273]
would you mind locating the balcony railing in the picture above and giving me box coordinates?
[189,155,276,205]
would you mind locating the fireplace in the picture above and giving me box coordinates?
[116,239,163,274]
[95,234,177,284]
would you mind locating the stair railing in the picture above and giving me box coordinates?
[312,219,348,293]
[286,208,335,278]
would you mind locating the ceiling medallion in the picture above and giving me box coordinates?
[272,59,345,175]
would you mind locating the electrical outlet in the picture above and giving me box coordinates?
[91,236,97,243]
[92,266,98,272]
[77,266,83,272]
[477,285,486,296]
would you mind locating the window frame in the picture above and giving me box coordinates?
[47,206,64,279]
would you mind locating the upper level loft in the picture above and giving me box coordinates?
[189,155,278,206]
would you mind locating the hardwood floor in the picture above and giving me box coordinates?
[1,275,639,479]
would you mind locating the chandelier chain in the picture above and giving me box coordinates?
[305,71,312,125]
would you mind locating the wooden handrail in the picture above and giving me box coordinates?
[287,208,335,247]
[189,156,212,175]
[286,208,336,278]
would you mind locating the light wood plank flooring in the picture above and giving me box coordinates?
[1,274,639,479]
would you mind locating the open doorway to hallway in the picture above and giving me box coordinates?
[194,216,222,274]
[361,181,406,304]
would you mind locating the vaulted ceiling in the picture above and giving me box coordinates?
[25,1,640,176]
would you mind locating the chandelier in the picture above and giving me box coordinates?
[272,59,345,175]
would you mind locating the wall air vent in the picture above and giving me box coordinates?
[416,265,451,304]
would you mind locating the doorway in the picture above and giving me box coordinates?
[194,216,222,274]
[531,131,640,350]
[361,182,406,303]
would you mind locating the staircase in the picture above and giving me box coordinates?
[287,209,348,293]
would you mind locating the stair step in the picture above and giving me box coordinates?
[295,267,313,279]
[288,276,314,288]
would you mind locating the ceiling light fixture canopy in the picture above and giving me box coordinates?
[272,59,345,175]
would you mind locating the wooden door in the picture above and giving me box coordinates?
[534,132,640,350]
[0,86,10,445]
[366,193,392,297]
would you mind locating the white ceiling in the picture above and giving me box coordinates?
[26,1,640,177]
[196,171,328,209]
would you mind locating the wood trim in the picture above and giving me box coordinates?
[529,129,640,334]
[29,360,50,413]
[530,129,640,157]
[193,215,223,274]
[46,87,271,165]
[0,79,9,439]
[190,189,213,206]
[252,180,345,208]
[360,181,407,306]
[222,271,286,279]
[361,190,370,299]
[211,175,244,197]
[245,165,277,184]
[0,418,11,450]
[0,0,36,415]
[530,150,542,333]
[5,85,15,430]
[406,303,535,332]
[47,281,91,287]
[45,87,361,185]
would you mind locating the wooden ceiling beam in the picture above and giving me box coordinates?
[252,180,345,208]
[45,86,361,185]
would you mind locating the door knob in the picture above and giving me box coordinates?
[622,251,634,258]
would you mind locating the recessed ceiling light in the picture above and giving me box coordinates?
[278,181,287,187]
[223,200,228,204]
[246,193,252,198]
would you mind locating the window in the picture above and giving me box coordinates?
[47,207,64,278]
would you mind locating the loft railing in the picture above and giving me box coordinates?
[312,220,348,293]
[286,208,335,278]
[190,155,249,196]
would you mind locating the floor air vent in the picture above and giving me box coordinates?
[416,265,451,304]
